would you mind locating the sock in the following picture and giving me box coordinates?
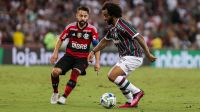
[114,76,140,94]
[51,74,59,93]
[63,69,80,97]
[120,89,133,103]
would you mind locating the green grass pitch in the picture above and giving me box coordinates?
[0,65,200,112]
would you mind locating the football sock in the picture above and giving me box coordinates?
[51,73,59,93]
[120,88,133,103]
[63,69,80,97]
[114,76,140,94]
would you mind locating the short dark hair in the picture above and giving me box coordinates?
[102,2,122,18]
[77,6,90,14]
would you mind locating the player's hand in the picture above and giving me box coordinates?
[147,54,157,62]
[50,53,58,64]
[94,63,100,72]
[87,51,95,63]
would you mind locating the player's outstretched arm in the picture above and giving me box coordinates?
[50,39,63,64]
[135,34,157,62]
[87,38,110,63]
[94,51,100,72]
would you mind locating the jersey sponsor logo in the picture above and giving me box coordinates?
[77,33,82,38]
[71,41,87,50]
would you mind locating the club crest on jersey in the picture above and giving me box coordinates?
[83,33,89,39]
[113,39,120,44]
[72,33,76,37]
[110,28,118,39]
[77,33,82,38]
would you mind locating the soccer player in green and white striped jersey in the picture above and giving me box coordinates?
[88,2,156,108]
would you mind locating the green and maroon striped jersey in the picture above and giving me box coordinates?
[105,18,143,57]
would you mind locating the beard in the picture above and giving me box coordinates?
[78,20,87,27]
[107,18,114,25]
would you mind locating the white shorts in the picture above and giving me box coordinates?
[116,56,143,75]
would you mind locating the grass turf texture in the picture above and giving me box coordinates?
[0,65,200,112]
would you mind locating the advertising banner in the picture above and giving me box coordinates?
[153,50,200,68]
[4,47,200,68]
[11,47,64,66]
[0,48,3,64]
[1,47,120,66]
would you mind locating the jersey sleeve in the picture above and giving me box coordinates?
[59,25,70,41]
[104,31,112,40]
[91,27,99,46]
[124,23,139,39]
[91,27,98,40]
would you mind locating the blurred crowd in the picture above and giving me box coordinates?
[0,0,200,50]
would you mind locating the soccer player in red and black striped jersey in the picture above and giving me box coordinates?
[50,6,100,104]
[88,2,156,108]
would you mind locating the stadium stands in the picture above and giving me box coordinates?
[0,0,200,49]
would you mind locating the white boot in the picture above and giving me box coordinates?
[57,96,66,104]
[50,93,59,104]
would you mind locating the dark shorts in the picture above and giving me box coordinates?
[54,53,88,75]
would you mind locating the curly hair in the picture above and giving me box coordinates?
[102,2,122,18]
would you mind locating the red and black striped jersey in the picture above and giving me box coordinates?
[59,22,98,58]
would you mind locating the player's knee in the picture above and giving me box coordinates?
[52,68,62,77]
[107,74,115,82]
[67,79,77,88]
[73,68,81,74]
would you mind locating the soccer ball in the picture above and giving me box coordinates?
[100,93,116,108]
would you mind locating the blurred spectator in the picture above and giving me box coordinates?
[13,24,25,48]
[0,27,13,46]
[151,37,163,49]
[0,0,200,50]
[43,31,57,50]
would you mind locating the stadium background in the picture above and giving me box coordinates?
[0,1,200,112]
[0,0,200,68]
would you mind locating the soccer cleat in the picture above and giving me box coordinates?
[118,102,137,108]
[50,93,59,104]
[130,90,144,107]
[57,96,66,104]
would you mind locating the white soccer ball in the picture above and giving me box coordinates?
[100,93,116,108]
